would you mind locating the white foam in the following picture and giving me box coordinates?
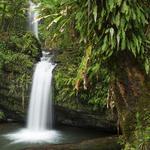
[4,129,61,144]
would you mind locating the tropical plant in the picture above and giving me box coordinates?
[0,0,28,32]
[124,113,150,150]
[38,0,150,148]
[39,0,150,87]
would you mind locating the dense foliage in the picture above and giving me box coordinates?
[39,0,150,77]
[0,0,28,32]
[37,0,150,109]
[38,0,150,149]
[0,0,150,149]
[54,48,109,109]
[0,0,40,113]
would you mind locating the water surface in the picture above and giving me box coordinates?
[0,123,111,150]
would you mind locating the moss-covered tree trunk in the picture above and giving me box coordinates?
[112,52,150,146]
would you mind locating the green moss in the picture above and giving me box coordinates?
[0,32,41,116]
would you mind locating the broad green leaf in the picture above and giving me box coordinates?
[121,1,128,14]
[115,13,120,27]
[121,30,126,50]
[101,9,105,18]
[130,42,136,57]
[86,45,92,56]
[117,32,120,50]
[47,16,62,29]
[110,28,114,39]
[145,59,150,74]
[93,5,97,22]
[101,36,108,52]
[116,0,122,6]
[108,0,115,12]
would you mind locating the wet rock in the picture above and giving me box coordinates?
[54,105,117,133]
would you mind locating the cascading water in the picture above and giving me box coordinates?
[28,0,39,39]
[27,52,55,131]
[4,52,59,143]
[4,1,60,143]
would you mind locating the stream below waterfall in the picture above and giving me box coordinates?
[0,123,120,150]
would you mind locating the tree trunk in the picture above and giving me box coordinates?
[112,52,150,144]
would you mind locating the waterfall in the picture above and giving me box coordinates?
[4,52,59,143]
[27,52,55,131]
[4,1,60,143]
[28,0,39,39]
[27,1,54,130]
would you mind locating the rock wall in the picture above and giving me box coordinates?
[55,105,117,132]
